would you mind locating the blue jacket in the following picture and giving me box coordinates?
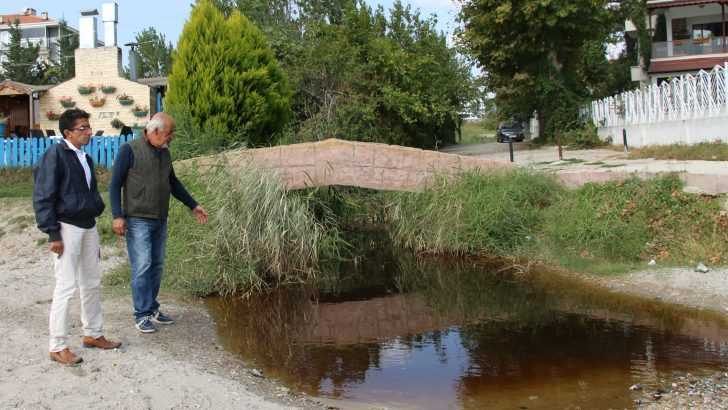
[33,140,105,242]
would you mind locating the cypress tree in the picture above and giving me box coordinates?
[166,0,291,149]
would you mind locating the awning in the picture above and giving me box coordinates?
[0,80,52,96]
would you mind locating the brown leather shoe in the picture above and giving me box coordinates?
[82,336,122,350]
[49,348,83,365]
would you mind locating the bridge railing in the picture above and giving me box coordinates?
[0,135,137,169]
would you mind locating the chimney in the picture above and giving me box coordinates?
[41,11,48,20]
[79,9,98,49]
[101,2,118,47]
[24,8,37,16]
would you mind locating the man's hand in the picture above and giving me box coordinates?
[112,217,127,236]
[49,240,64,256]
[192,205,208,224]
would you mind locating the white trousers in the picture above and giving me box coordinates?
[49,222,103,352]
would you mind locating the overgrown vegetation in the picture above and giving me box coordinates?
[390,171,728,273]
[558,123,605,150]
[128,163,346,297]
[390,170,562,256]
[628,141,728,161]
[460,120,495,145]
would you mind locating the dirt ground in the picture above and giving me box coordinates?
[2,195,728,409]
[0,197,324,410]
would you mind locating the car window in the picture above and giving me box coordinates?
[500,122,521,129]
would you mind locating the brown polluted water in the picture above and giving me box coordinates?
[205,251,728,409]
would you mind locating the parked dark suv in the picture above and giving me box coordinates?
[496,121,526,143]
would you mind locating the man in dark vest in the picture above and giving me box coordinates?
[109,112,208,333]
[33,108,122,365]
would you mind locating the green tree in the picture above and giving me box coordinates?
[458,0,613,139]
[0,21,46,84]
[42,20,79,84]
[227,0,475,148]
[166,0,291,150]
[130,27,173,78]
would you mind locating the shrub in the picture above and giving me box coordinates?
[165,0,291,151]
[559,123,604,149]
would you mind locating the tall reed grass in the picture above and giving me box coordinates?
[163,162,345,296]
[389,169,562,256]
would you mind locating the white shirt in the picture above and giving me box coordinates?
[65,140,92,189]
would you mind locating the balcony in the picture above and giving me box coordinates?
[653,38,728,58]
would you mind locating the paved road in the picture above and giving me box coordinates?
[442,142,728,195]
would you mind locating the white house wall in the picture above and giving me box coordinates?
[38,47,152,135]
[598,115,728,148]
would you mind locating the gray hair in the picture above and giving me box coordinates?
[145,116,167,133]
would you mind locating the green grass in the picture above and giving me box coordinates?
[389,171,728,274]
[0,168,111,198]
[459,120,495,145]
[389,169,562,256]
[628,141,728,161]
[0,169,35,198]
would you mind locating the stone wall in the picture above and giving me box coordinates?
[199,139,513,192]
[37,47,152,136]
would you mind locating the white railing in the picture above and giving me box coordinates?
[588,63,728,128]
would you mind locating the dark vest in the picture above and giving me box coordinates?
[123,138,172,220]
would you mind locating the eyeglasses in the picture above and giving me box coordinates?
[69,126,92,132]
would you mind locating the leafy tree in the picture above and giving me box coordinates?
[129,27,174,78]
[225,0,475,148]
[166,0,291,150]
[458,0,614,139]
[42,20,79,84]
[0,21,46,84]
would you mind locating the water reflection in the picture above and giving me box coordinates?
[206,255,728,409]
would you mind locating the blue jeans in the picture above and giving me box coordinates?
[126,217,168,321]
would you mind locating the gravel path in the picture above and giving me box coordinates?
[0,198,323,410]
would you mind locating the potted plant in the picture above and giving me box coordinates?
[89,96,106,108]
[101,85,117,94]
[59,96,76,108]
[46,111,61,120]
[77,84,96,95]
[131,105,149,117]
[117,93,134,106]
[110,118,125,129]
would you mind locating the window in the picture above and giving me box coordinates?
[692,22,724,40]
[673,18,690,41]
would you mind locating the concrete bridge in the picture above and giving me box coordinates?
[203,138,513,191]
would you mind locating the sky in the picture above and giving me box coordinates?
[1,0,461,66]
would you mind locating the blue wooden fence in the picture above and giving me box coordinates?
[0,135,137,169]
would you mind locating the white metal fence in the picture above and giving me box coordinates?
[588,63,728,128]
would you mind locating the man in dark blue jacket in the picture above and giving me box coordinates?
[33,109,121,366]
